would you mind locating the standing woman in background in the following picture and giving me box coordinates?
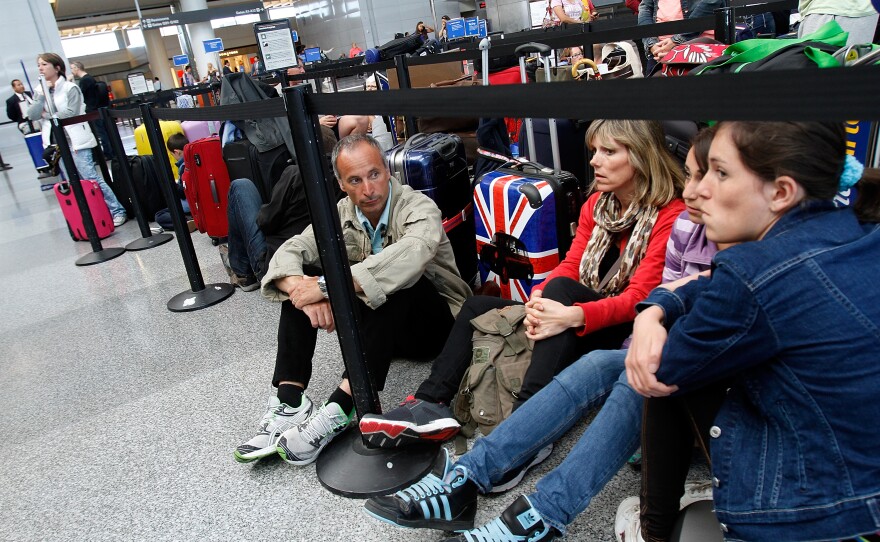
[28,52,127,227]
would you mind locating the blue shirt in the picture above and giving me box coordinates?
[355,183,392,255]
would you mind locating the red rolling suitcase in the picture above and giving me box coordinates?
[182,136,231,238]
[54,180,114,240]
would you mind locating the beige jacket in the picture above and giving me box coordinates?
[262,177,471,316]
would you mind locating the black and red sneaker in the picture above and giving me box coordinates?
[359,395,460,448]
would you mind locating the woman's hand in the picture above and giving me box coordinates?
[651,38,675,61]
[625,305,678,397]
[524,296,585,340]
[319,115,338,128]
[659,269,711,292]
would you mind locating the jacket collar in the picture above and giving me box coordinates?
[762,200,838,240]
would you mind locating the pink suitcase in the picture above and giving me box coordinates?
[181,120,221,143]
[54,180,114,240]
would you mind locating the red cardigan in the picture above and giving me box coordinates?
[541,192,685,335]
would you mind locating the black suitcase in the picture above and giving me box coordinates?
[222,139,292,203]
[386,133,478,286]
[109,155,165,219]
[518,118,589,186]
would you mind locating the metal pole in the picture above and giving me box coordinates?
[282,84,381,418]
[100,107,174,251]
[393,55,418,138]
[139,103,234,310]
[282,83,438,498]
[52,118,127,265]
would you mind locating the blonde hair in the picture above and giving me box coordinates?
[586,119,684,208]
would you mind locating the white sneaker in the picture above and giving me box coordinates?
[112,215,127,227]
[680,480,713,509]
[234,395,314,463]
[276,402,351,466]
[614,496,645,542]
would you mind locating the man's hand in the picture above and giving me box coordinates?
[625,305,678,397]
[276,275,303,299]
[302,301,335,332]
[289,276,325,309]
[524,296,585,341]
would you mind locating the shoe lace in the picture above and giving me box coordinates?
[299,406,346,444]
[399,394,418,407]
[395,471,448,503]
[258,403,285,432]
[461,515,549,542]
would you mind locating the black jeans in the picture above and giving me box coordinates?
[416,276,633,406]
[640,382,728,542]
[272,275,454,392]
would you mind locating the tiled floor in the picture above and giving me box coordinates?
[0,122,663,541]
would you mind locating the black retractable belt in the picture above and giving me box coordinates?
[305,66,880,121]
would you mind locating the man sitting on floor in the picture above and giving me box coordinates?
[234,134,471,466]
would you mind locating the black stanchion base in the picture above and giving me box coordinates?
[75,247,126,266]
[316,427,440,498]
[125,233,174,251]
[167,283,235,312]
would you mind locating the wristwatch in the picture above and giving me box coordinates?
[317,276,329,299]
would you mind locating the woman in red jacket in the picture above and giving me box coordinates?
[360,119,685,448]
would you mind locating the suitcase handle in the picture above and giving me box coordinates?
[209,175,220,204]
[515,43,551,58]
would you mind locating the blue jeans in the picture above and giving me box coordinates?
[227,179,267,278]
[65,147,126,219]
[456,349,642,534]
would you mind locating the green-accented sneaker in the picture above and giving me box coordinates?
[364,448,478,531]
[234,394,314,463]
[276,401,351,466]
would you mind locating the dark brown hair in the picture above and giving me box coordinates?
[855,168,880,223]
[717,121,878,222]
[37,53,65,78]
[691,125,716,175]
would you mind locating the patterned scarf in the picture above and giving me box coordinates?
[579,192,660,296]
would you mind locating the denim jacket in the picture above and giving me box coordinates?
[638,0,724,52]
[640,202,880,541]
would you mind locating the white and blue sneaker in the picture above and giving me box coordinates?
[364,448,478,531]
[276,401,351,466]
[443,495,561,541]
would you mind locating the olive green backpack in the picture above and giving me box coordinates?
[452,305,534,448]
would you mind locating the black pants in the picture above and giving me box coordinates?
[640,382,728,542]
[416,276,633,406]
[272,275,454,392]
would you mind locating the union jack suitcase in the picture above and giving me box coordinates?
[474,162,582,301]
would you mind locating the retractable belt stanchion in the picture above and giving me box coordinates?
[100,107,174,251]
[283,84,439,498]
[715,1,737,45]
[139,103,234,312]
[393,55,418,139]
[52,117,126,266]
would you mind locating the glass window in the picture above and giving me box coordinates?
[127,28,145,48]
[61,32,120,58]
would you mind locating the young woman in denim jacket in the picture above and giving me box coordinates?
[627,121,880,542]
